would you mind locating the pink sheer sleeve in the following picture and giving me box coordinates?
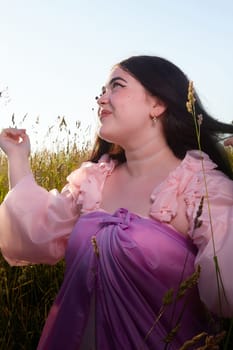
[188,166,233,317]
[0,173,80,266]
[150,150,233,317]
[0,155,116,267]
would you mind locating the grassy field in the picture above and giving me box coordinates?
[0,139,233,349]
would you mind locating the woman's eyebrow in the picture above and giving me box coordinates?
[102,77,127,94]
[106,77,127,86]
[108,77,127,86]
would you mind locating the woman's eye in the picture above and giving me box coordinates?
[112,82,125,89]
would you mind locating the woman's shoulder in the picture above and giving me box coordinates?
[67,154,116,187]
[180,150,217,173]
[182,150,232,192]
[151,150,218,196]
[150,150,232,223]
[171,150,231,186]
[65,154,117,213]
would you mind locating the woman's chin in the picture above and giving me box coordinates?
[98,128,119,144]
[98,126,112,141]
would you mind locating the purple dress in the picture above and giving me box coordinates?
[37,208,208,350]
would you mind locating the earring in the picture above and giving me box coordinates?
[151,116,157,127]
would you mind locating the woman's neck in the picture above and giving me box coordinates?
[123,143,180,178]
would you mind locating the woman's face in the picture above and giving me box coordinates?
[97,66,163,147]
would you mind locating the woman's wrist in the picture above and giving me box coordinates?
[8,154,32,189]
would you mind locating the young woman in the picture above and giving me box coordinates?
[0,55,233,349]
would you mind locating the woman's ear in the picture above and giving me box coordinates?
[151,98,167,118]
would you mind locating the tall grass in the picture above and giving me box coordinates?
[0,258,65,349]
[0,118,233,349]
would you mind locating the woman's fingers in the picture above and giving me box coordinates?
[0,128,27,144]
[2,128,26,141]
[0,128,31,157]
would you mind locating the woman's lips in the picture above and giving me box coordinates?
[99,109,112,119]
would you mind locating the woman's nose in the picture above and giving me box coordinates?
[96,91,109,105]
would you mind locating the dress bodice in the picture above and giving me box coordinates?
[38,208,207,350]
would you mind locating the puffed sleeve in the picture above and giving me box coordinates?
[187,159,233,317]
[149,150,233,317]
[0,155,116,267]
[0,173,80,266]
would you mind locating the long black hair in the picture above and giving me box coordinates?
[90,55,233,178]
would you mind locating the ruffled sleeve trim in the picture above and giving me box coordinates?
[65,154,117,213]
[150,150,217,229]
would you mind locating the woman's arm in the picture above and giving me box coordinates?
[189,169,233,318]
[0,128,80,266]
[0,174,80,266]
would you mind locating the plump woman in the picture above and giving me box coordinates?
[0,56,233,349]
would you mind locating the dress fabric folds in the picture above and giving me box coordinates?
[38,208,208,350]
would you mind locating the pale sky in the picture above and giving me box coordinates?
[0,0,232,148]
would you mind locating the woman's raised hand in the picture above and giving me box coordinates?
[0,128,31,187]
[0,128,31,158]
